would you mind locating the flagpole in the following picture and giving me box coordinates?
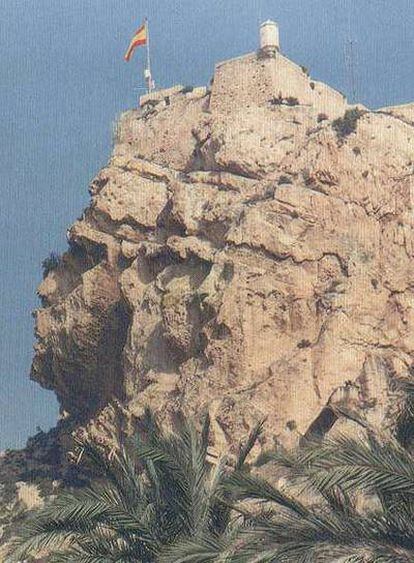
[144,17,153,94]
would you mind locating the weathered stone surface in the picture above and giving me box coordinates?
[379,102,414,125]
[32,263,129,416]
[30,48,414,455]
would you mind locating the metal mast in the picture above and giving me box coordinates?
[144,18,154,94]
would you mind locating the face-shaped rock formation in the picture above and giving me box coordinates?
[32,49,414,452]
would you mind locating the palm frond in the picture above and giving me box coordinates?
[13,407,414,563]
[305,433,414,497]
[236,420,266,471]
[226,470,312,519]
[159,532,237,563]
[8,530,86,562]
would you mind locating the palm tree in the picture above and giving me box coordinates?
[168,379,414,562]
[8,408,262,562]
[223,431,414,562]
[9,383,414,562]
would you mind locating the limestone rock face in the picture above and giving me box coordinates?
[32,50,414,452]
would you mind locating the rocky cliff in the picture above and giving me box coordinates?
[31,47,414,457]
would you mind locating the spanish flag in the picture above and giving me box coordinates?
[124,21,147,62]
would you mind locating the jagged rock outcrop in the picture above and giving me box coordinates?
[31,47,414,454]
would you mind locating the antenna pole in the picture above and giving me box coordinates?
[145,18,154,94]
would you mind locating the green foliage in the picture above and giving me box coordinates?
[270,94,300,107]
[221,432,414,562]
[285,96,299,106]
[270,93,284,105]
[41,252,62,279]
[278,175,293,185]
[394,378,414,447]
[9,409,262,562]
[317,113,329,123]
[332,108,365,140]
[161,386,414,562]
[9,396,414,562]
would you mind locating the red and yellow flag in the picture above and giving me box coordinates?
[124,21,147,62]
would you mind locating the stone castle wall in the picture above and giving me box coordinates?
[210,51,348,119]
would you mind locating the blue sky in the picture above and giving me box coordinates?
[0,0,413,449]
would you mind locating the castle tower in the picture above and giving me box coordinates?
[260,20,280,56]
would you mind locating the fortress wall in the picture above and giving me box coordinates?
[115,110,140,144]
[210,53,273,112]
[379,102,414,125]
[312,81,348,119]
[267,54,315,103]
[139,85,185,107]
[211,52,348,119]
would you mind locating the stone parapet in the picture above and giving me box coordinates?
[139,85,184,107]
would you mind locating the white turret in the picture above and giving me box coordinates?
[260,20,280,55]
